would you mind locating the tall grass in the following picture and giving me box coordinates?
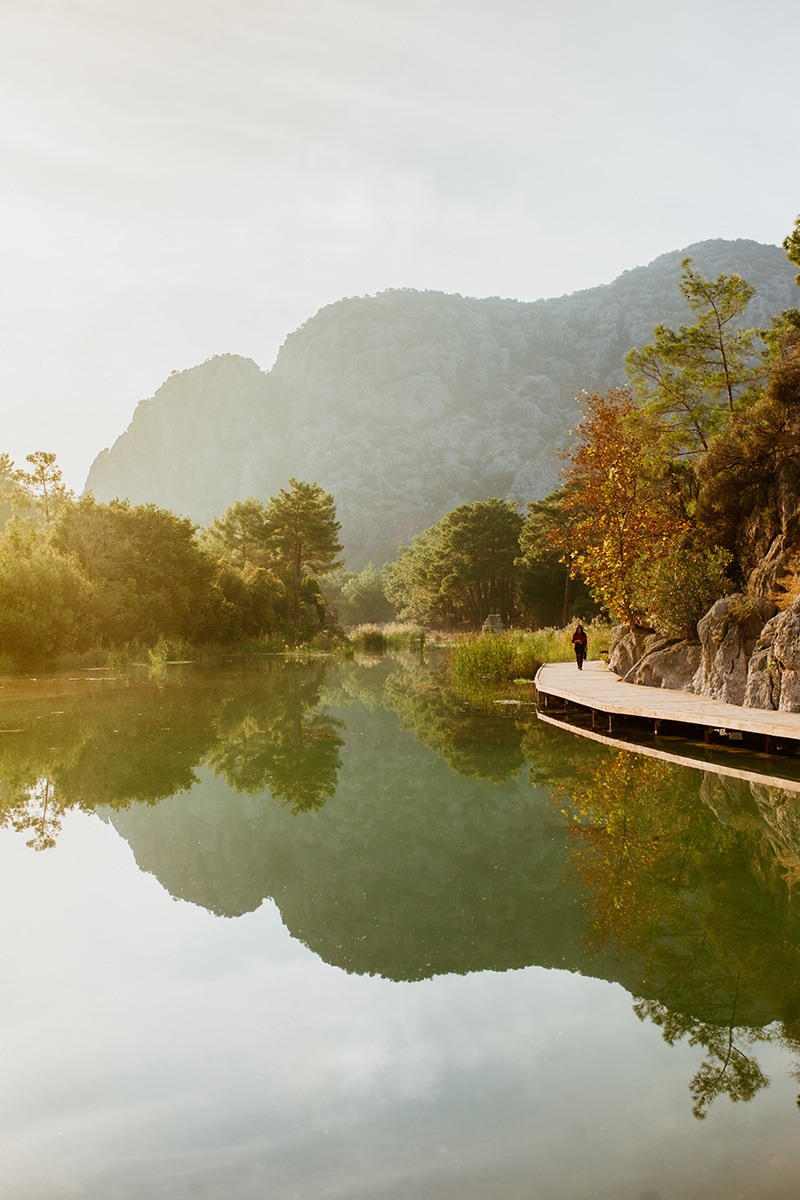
[348,623,426,652]
[449,621,613,689]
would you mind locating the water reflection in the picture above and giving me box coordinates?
[0,661,344,841]
[205,666,344,814]
[4,654,800,1123]
[553,749,800,1117]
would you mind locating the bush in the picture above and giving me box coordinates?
[635,545,733,639]
[0,547,96,664]
[349,624,388,652]
[382,622,426,649]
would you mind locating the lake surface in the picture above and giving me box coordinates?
[2,653,800,1199]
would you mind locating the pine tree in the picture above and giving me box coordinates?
[265,479,342,621]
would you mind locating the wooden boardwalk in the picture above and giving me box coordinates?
[534,660,800,745]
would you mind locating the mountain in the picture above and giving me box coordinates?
[85,239,799,566]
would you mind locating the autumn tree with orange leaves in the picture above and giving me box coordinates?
[548,388,686,625]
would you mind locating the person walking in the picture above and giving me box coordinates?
[571,623,587,670]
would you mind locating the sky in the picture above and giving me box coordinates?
[2,0,799,492]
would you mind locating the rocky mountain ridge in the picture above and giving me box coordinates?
[85,238,800,566]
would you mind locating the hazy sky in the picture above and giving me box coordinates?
[2,0,799,491]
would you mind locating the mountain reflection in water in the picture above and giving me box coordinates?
[3,653,800,1120]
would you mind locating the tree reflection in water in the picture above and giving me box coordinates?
[7,654,800,1120]
[207,665,344,814]
[0,660,344,841]
[553,749,800,1118]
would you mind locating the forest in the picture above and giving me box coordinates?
[0,472,342,666]
[2,216,799,668]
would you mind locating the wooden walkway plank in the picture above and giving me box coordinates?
[534,660,800,742]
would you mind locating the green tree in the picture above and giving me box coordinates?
[52,495,215,645]
[203,561,286,641]
[265,479,342,622]
[387,498,523,629]
[632,541,733,639]
[626,259,760,458]
[0,538,95,664]
[0,454,35,528]
[200,497,271,570]
[334,563,396,625]
[695,311,800,584]
[21,452,73,528]
[783,213,800,284]
[517,487,597,627]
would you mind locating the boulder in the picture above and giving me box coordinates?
[608,625,657,677]
[691,594,778,706]
[624,639,702,690]
[740,458,800,598]
[608,626,699,690]
[744,596,800,712]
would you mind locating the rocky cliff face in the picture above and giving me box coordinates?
[85,239,799,566]
[610,594,800,713]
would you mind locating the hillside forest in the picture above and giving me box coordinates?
[2,217,799,668]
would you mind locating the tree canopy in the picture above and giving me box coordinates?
[547,388,684,625]
[265,479,342,621]
[625,258,760,458]
[200,497,272,570]
[387,498,523,628]
[0,465,344,664]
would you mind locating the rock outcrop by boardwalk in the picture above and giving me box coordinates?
[608,594,800,713]
[535,660,800,745]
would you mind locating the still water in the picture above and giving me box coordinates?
[1,653,800,1199]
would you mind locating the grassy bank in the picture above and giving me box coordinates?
[448,622,613,690]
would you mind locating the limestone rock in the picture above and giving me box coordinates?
[745,596,800,712]
[624,639,701,690]
[737,454,800,598]
[83,239,799,567]
[608,625,656,677]
[691,595,778,706]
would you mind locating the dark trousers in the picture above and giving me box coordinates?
[574,645,586,669]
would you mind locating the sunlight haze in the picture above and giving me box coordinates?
[2,0,798,490]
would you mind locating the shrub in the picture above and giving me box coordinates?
[635,545,733,639]
[349,624,388,652]
[0,547,96,664]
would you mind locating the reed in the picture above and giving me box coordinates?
[348,623,426,652]
[449,621,613,688]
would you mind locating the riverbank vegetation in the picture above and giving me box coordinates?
[448,622,613,691]
[0,472,344,668]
